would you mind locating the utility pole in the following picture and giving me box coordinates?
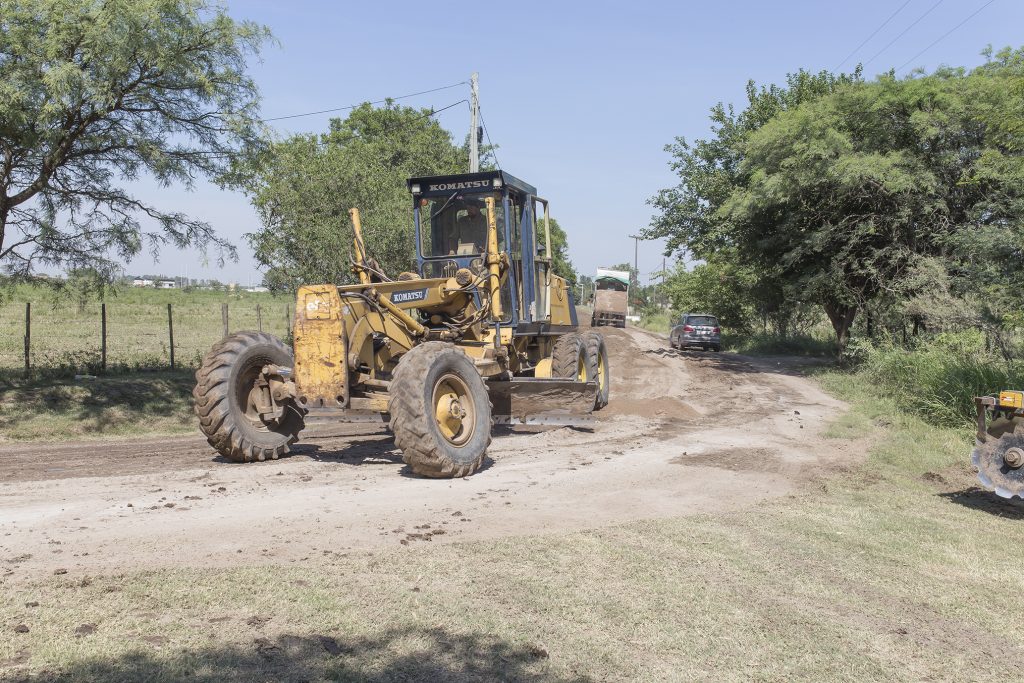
[661,257,666,308]
[469,72,480,172]
[628,234,640,290]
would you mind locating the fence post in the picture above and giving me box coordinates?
[256,304,262,332]
[222,303,229,337]
[23,302,30,377]
[100,303,107,372]
[167,303,175,370]
[285,304,291,336]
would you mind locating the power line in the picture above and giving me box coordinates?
[478,106,500,171]
[863,0,945,68]
[261,80,467,122]
[199,99,468,158]
[896,0,998,71]
[835,0,913,70]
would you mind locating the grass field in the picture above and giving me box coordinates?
[0,371,196,442]
[0,285,292,377]
[3,372,1023,681]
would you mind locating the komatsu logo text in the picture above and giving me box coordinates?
[391,289,427,304]
[427,180,491,191]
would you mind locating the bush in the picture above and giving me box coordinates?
[722,332,836,357]
[858,331,1024,426]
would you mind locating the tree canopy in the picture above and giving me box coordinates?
[0,0,270,279]
[244,104,578,291]
[648,50,1024,350]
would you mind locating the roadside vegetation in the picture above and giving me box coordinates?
[646,50,1024,358]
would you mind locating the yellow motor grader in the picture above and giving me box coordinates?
[193,171,610,478]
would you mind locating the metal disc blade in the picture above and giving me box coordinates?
[973,430,1024,499]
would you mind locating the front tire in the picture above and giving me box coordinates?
[388,342,492,478]
[583,331,610,410]
[193,332,305,463]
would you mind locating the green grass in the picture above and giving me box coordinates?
[0,371,195,441]
[856,331,1024,426]
[4,371,1024,681]
[636,310,672,334]
[0,284,291,376]
[722,331,836,357]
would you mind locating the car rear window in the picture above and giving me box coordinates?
[687,316,718,327]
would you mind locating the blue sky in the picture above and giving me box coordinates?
[127,0,1023,286]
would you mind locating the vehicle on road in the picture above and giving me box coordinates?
[591,268,629,327]
[194,170,611,479]
[669,313,721,351]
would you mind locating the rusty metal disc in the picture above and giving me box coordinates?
[973,425,1024,499]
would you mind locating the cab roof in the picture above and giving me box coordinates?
[407,170,537,197]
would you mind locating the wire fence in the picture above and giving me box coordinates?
[0,297,293,378]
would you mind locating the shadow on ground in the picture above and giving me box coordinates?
[939,487,1024,520]
[288,438,495,477]
[0,371,195,437]
[2,626,589,683]
[642,346,832,378]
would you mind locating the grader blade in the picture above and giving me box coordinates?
[487,377,598,427]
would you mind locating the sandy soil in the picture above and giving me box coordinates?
[0,326,855,575]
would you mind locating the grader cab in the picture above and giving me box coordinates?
[193,171,610,478]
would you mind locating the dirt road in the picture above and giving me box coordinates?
[0,326,853,575]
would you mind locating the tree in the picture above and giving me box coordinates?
[244,103,578,292]
[543,217,576,286]
[0,0,270,279]
[721,59,1024,350]
[244,103,468,289]
[647,54,1024,352]
[663,257,754,332]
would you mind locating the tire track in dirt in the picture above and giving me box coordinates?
[0,326,857,575]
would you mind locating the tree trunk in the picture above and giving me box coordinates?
[823,302,857,356]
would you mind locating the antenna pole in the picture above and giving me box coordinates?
[469,72,479,172]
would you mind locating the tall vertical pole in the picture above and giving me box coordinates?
[100,303,107,372]
[662,257,667,309]
[221,303,229,337]
[23,302,30,377]
[167,303,175,370]
[628,235,640,289]
[469,72,479,172]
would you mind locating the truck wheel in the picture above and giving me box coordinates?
[388,342,492,478]
[193,332,305,463]
[551,333,590,381]
[583,331,610,410]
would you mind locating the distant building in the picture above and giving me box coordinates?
[157,280,177,289]
[132,279,154,287]
[245,286,269,293]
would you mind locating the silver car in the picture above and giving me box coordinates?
[669,313,721,352]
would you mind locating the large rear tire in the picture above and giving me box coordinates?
[388,342,492,478]
[193,332,305,463]
[583,331,610,410]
